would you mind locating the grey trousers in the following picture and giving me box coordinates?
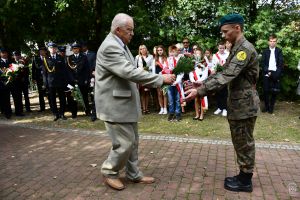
[101,121,143,180]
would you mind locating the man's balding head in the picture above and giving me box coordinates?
[110,13,134,45]
[111,13,133,33]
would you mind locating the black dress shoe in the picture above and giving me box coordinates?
[53,115,60,121]
[5,114,12,119]
[91,116,97,122]
[268,109,273,114]
[26,110,32,113]
[60,115,67,120]
[15,113,25,117]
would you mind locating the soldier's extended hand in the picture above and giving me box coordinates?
[162,74,176,85]
[184,88,198,102]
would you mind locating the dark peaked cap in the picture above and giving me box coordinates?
[47,42,57,48]
[71,42,81,48]
[219,14,244,28]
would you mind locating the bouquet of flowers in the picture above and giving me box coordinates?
[172,56,195,75]
[215,64,224,72]
[0,63,24,85]
[138,57,150,72]
[66,84,86,110]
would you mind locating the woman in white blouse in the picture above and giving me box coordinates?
[135,45,154,114]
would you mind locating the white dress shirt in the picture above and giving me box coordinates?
[135,54,154,73]
[268,47,277,71]
[212,51,229,71]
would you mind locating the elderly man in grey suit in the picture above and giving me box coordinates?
[95,13,175,190]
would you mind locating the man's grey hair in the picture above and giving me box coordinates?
[110,13,133,33]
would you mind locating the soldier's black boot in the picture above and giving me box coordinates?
[224,171,253,192]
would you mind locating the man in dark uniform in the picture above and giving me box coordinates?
[9,51,25,116]
[32,47,49,112]
[185,14,260,192]
[12,51,32,112]
[82,42,97,121]
[58,46,66,58]
[66,42,91,117]
[0,48,12,119]
[43,42,68,121]
[58,45,77,118]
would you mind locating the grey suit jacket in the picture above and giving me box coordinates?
[95,33,163,122]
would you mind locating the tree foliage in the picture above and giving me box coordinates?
[0,0,299,99]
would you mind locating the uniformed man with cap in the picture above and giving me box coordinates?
[12,51,32,113]
[7,50,25,116]
[58,45,78,118]
[0,48,13,118]
[43,42,68,121]
[185,14,260,192]
[32,46,49,112]
[66,42,91,117]
[58,46,66,58]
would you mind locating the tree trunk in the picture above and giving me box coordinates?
[271,0,275,9]
[249,0,258,23]
[94,0,103,44]
[0,20,7,48]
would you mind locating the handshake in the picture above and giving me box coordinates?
[162,74,202,102]
[183,80,203,102]
[162,74,176,85]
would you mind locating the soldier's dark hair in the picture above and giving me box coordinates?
[239,24,244,32]
[269,34,277,40]
[229,24,244,32]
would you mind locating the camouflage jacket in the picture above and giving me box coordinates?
[197,36,260,120]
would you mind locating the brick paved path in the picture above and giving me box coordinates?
[0,124,299,200]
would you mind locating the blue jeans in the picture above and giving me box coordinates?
[167,86,181,116]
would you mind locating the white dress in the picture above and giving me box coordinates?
[189,66,209,109]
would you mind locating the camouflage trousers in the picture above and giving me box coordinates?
[228,117,257,173]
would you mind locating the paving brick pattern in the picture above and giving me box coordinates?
[0,124,299,200]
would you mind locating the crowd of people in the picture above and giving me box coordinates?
[134,37,233,122]
[0,33,284,121]
[0,42,97,121]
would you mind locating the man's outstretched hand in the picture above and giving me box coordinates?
[162,74,176,85]
[184,88,198,102]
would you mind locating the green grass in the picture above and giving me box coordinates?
[3,100,300,143]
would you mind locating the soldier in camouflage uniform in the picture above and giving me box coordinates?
[185,14,260,192]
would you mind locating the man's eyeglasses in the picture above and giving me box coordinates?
[183,42,189,44]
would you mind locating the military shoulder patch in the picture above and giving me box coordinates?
[236,51,247,61]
